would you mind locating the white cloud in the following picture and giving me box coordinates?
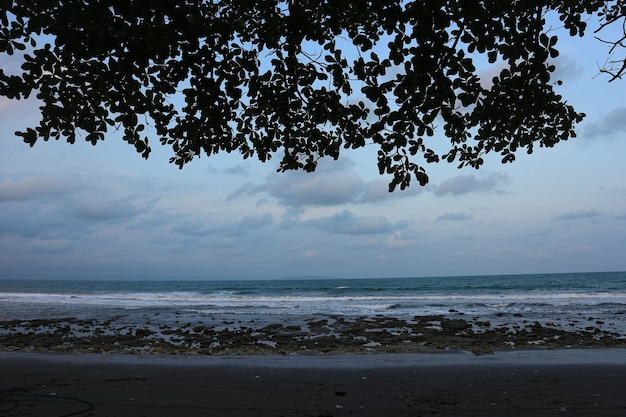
[238,213,273,229]
[72,199,139,221]
[304,210,396,235]
[228,160,366,207]
[211,163,250,176]
[269,170,365,206]
[433,173,508,196]
[359,179,390,203]
[553,209,603,221]
[172,212,273,239]
[386,231,416,249]
[583,107,626,139]
[228,162,422,207]
[436,212,473,222]
[359,179,420,203]
[0,177,76,202]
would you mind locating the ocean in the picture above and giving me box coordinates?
[0,272,626,354]
[1,271,625,330]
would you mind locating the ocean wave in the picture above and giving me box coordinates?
[3,290,626,307]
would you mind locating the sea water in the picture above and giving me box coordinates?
[1,272,625,332]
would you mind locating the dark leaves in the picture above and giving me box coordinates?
[0,0,607,190]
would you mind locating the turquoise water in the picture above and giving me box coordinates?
[1,272,625,325]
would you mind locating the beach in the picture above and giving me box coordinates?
[2,274,626,356]
[2,350,626,416]
[2,274,626,415]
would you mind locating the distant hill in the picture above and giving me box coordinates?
[280,275,341,281]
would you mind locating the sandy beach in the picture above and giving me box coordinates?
[2,350,626,417]
[2,275,626,416]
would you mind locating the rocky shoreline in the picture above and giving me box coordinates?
[2,314,625,355]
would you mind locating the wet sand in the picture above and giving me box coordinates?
[2,350,626,417]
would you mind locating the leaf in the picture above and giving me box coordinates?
[0,0,596,191]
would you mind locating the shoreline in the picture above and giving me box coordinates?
[4,346,626,366]
[3,349,626,417]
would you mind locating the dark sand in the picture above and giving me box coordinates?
[2,350,626,417]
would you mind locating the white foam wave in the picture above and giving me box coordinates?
[2,291,626,311]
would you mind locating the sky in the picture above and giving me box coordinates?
[1,13,625,280]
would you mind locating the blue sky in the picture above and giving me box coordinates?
[1,14,625,280]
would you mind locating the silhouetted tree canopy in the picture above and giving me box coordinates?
[1,1,623,189]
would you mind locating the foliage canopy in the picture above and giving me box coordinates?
[1,1,623,189]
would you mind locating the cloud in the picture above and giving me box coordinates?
[22,239,74,254]
[279,206,306,228]
[553,209,603,221]
[171,220,216,237]
[172,213,273,238]
[229,161,421,207]
[294,249,319,259]
[436,212,473,222]
[207,163,250,176]
[72,200,139,221]
[559,245,595,255]
[228,161,366,207]
[238,213,273,229]
[386,230,417,249]
[0,201,102,240]
[0,97,16,112]
[346,237,381,249]
[0,177,75,202]
[222,164,250,175]
[269,171,365,206]
[0,208,61,239]
[584,107,626,139]
[551,55,584,82]
[433,173,507,196]
[358,179,390,203]
[359,179,420,203]
[227,181,259,200]
[304,210,396,235]
[600,185,626,197]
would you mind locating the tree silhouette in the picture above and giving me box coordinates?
[0,1,620,190]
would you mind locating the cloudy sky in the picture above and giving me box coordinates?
[1,14,625,280]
